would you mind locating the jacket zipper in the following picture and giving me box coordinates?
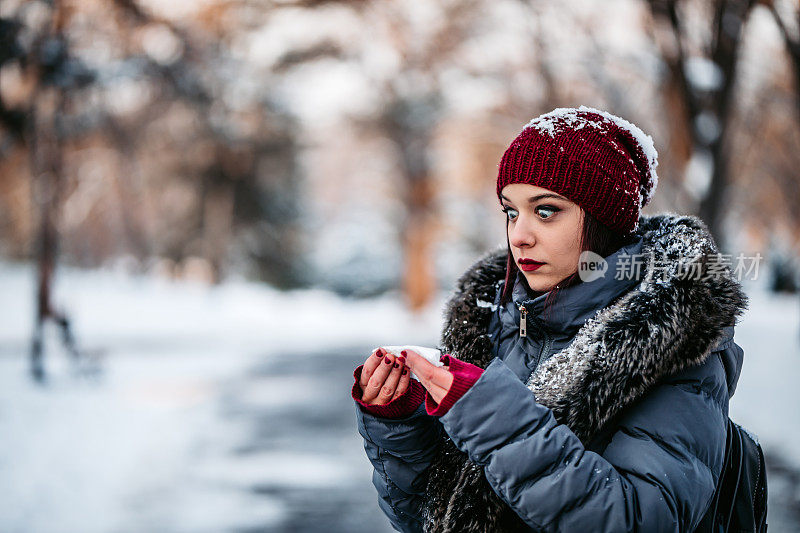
[519,303,553,363]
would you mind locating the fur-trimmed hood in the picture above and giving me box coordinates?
[423,213,749,532]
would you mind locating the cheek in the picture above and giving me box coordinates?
[552,243,580,271]
[552,219,583,268]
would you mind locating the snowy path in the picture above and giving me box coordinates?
[0,346,395,533]
[215,347,396,532]
[0,263,437,532]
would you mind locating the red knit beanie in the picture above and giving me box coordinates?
[496,105,659,235]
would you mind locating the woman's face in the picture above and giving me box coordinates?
[500,183,585,293]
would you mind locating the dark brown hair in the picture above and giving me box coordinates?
[499,210,634,319]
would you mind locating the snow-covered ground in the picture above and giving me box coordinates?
[0,262,444,533]
[0,262,798,532]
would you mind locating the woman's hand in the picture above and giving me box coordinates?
[402,349,454,404]
[359,348,410,405]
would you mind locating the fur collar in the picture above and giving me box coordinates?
[423,213,749,532]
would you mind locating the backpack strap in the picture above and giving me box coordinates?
[694,418,769,532]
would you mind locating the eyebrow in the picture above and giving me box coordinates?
[500,193,568,204]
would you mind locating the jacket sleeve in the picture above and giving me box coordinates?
[438,357,727,532]
[355,398,444,532]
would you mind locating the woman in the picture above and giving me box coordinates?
[350,106,748,532]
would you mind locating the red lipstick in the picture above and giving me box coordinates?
[518,258,545,272]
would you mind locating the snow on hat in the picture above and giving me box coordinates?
[496,105,659,235]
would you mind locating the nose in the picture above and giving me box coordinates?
[508,216,535,249]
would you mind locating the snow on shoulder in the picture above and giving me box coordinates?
[523,105,659,209]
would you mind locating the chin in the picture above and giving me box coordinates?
[522,273,556,292]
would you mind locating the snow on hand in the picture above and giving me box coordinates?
[379,345,442,382]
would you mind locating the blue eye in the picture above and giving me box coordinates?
[501,207,518,221]
[536,205,560,219]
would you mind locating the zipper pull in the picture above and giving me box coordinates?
[519,305,527,337]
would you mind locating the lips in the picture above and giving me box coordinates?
[518,258,545,272]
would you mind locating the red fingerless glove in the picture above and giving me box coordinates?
[351,364,426,419]
[425,354,484,417]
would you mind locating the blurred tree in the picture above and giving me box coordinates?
[0,0,94,381]
[111,0,305,287]
[382,93,441,311]
[0,0,307,287]
[762,1,800,251]
[645,0,757,250]
[374,0,483,312]
[765,0,800,116]
[0,0,314,380]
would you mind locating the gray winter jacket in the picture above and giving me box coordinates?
[354,213,748,532]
